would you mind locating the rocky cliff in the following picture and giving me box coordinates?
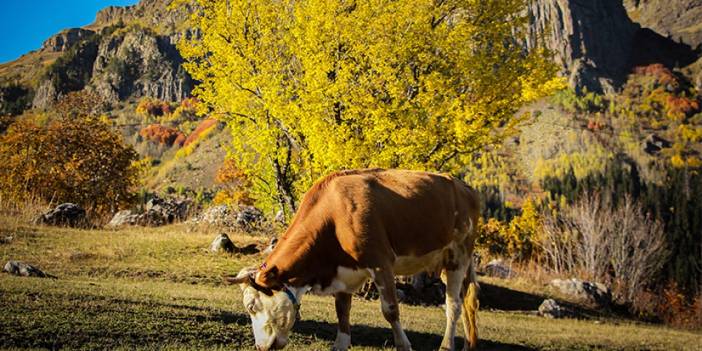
[29,1,193,109]
[5,0,702,112]
[625,0,702,50]
[524,0,700,93]
[525,0,638,93]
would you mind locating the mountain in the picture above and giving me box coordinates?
[525,0,699,93]
[0,0,195,111]
[0,0,700,194]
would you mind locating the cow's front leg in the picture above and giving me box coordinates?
[373,267,412,351]
[332,292,352,351]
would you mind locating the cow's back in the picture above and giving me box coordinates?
[323,169,478,269]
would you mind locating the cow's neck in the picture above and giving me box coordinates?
[266,216,353,291]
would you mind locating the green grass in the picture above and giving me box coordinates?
[1,219,700,350]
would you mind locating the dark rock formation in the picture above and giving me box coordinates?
[526,0,639,93]
[42,28,96,52]
[625,0,702,50]
[526,0,699,93]
[36,203,87,227]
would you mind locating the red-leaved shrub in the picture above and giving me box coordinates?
[139,124,186,147]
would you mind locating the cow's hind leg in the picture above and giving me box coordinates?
[439,265,467,351]
[373,267,412,351]
[333,292,352,351]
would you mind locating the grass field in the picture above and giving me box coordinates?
[1,218,700,350]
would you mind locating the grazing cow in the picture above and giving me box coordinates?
[227,168,480,351]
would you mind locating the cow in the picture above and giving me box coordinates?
[226,168,480,351]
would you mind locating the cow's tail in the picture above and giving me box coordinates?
[462,257,479,350]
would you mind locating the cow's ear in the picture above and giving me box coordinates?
[257,265,282,289]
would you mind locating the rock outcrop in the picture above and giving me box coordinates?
[42,28,96,52]
[526,0,699,93]
[625,0,702,50]
[525,0,639,93]
[31,0,194,109]
[88,27,193,102]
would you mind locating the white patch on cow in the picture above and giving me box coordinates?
[333,332,351,351]
[311,266,371,295]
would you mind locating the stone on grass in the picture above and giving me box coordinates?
[107,210,140,227]
[3,260,51,278]
[538,299,565,318]
[484,259,514,279]
[36,203,86,227]
[550,278,611,307]
[191,204,265,232]
[210,233,235,253]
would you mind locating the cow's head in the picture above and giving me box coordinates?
[226,266,303,351]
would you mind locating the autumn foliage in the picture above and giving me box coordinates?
[179,0,562,213]
[0,92,139,214]
[183,118,217,147]
[139,124,186,147]
[212,159,253,207]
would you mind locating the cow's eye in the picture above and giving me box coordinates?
[246,302,257,314]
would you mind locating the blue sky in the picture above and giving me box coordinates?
[0,0,140,63]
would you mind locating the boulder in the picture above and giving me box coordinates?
[550,278,611,307]
[145,196,190,223]
[107,210,140,227]
[484,259,514,279]
[190,205,234,226]
[235,206,264,230]
[210,233,235,253]
[538,299,566,318]
[191,204,264,231]
[36,203,86,227]
[3,261,51,278]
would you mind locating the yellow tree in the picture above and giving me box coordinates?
[178,0,562,215]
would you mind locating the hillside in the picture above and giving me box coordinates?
[1,0,700,197]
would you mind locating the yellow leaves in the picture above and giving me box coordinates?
[179,0,559,211]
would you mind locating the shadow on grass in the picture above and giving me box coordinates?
[293,318,535,350]
[479,281,630,320]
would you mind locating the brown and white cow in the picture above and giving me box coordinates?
[227,168,480,351]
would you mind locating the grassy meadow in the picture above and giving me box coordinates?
[0,217,700,351]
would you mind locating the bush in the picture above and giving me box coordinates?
[541,194,669,306]
[477,198,542,261]
[212,159,253,207]
[139,124,186,147]
[0,92,139,214]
